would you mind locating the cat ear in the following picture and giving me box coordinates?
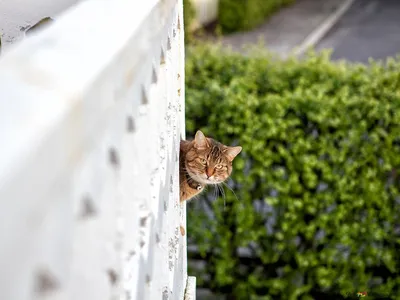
[194,130,209,149]
[224,146,242,161]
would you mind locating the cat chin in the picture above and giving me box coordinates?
[208,181,222,185]
[198,178,221,185]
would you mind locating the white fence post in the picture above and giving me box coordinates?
[0,0,194,299]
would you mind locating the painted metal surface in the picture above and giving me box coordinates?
[0,0,189,299]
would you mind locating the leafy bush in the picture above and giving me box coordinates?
[218,0,295,33]
[185,45,400,299]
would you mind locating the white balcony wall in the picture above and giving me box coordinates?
[0,0,194,299]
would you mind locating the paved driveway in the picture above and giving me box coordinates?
[317,0,400,62]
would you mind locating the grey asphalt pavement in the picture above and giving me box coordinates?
[216,0,345,56]
[316,0,400,62]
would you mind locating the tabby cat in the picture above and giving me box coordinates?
[179,130,242,202]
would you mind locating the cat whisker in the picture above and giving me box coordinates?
[214,184,221,201]
[211,184,216,200]
[221,181,239,202]
[219,184,226,199]
[216,184,223,199]
[214,185,219,200]
[188,191,203,203]
[217,184,226,210]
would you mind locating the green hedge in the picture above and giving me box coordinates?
[185,45,400,299]
[218,0,294,33]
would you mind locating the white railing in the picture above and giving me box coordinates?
[0,0,195,299]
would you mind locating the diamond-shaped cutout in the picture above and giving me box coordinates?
[152,65,158,84]
[109,147,120,169]
[167,37,171,50]
[127,116,135,132]
[34,269,59,294]
[141,86,148,105]
[107,269,118,286]
[80,196,97,219]
[160,48,166,64]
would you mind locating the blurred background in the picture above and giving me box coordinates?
[1,0,400,299]
[184,0,400,299]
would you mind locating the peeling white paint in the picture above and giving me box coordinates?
[0,0,80,50]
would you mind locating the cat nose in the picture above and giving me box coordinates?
[206,167,214,178]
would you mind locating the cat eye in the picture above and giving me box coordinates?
[215,164,223,169]
[199,158,207,165]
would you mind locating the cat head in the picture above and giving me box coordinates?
[183,130,242,185]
